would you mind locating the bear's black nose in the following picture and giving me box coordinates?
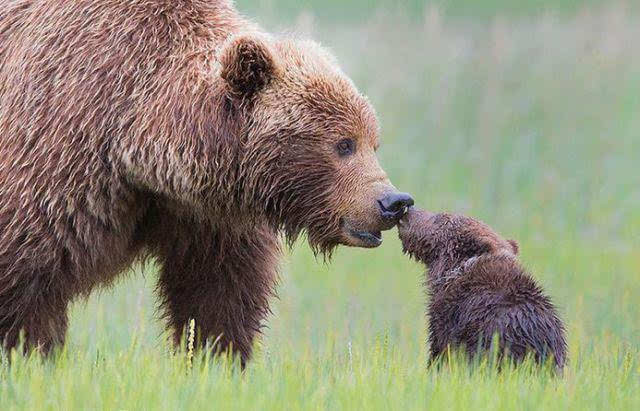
[378,192,414,220]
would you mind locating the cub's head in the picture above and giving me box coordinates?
[219,34,412,254]
[397,208,519,268]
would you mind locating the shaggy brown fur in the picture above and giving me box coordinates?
[398,209,567,370]
[0,0,408,364]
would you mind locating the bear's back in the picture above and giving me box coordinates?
[0,0,250,204]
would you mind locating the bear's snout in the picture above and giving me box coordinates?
[338,191,413,249]
[378,192,414,221]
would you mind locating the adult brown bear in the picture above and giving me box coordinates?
[0,0,412,364]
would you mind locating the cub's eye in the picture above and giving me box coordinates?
[336,138,356,157]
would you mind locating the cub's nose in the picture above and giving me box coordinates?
[378,192,415,220]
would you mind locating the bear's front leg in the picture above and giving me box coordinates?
[0,277,70,355]
[154,220,280,366]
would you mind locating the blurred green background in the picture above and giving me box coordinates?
[4,0,639,409]
[237,0,611,20]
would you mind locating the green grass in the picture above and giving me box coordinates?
[2,3,640,410]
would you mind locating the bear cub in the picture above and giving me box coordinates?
[398,208,566,369]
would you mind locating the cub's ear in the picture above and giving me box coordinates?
[220,34,278,99]
[508,239,520,255]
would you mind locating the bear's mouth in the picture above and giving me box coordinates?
[341,221,383,248]
[349,228,382,248]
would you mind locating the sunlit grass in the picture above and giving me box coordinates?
[2,332,638,410]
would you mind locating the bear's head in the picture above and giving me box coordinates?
[398,208,519,270]
[219,34,412,254]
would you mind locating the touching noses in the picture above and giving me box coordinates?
[378,192,414,221]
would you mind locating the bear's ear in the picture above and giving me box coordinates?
[508,239,520,255]
[220,34,278,99]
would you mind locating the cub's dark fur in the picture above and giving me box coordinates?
[398,209,566,369]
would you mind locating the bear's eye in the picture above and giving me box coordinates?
[336,138,356,157]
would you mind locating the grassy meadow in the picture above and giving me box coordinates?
[2,1,639,409]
